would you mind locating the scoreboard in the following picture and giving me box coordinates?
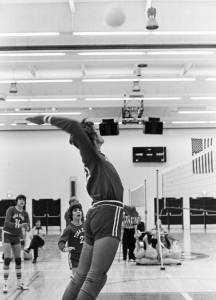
[133,147,167,163]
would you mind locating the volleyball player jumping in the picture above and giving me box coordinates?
[27,115,124,300]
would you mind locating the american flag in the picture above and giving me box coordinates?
[191,138,213,174]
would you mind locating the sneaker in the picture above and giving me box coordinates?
[24,249,30,254]
[2,283,8,294]
[32,259,37,263]
[17,282,29,290]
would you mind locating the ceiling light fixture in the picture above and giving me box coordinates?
[83,78,195,82]
[0,79,73,84]
[147,51,215,55]
[172,121,216,124]
[0,52,66,57]
[85,97,181,101]
[146,7,159,30]
[9,82,18,94]
[6,98,77,102]
[0,112,81,116]
[77,51,146,56]
[190,96,216,100]
[73,31,216,36]
[0,32,60,37]
[205,78,216,81]
[178,110,216,114]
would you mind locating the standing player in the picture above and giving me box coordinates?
[27,115,124,300]
[2,194,30,293]
[58,201,84,277]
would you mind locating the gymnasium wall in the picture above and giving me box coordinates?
[0,127,215,229]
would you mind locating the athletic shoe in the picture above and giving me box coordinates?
[16,282,29,290]
[32,259,37,263]
[24,249,30,254]
[2,283,8,293]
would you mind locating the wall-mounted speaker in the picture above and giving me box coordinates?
[143,118,163,134]
[99,119,119,136]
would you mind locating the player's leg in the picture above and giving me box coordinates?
[122,230,128,260]
[2,242,12,293]
[12,243,29,290]
[32,247,38,263]
[62,241,93,300]
[76,236,119,300]
[76,204,123,300]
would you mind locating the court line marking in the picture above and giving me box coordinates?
[181,292,194,300]
[3,271,40,300]
[165,273,194,300]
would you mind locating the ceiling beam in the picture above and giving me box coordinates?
[0,44,216,51]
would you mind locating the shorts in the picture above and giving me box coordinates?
[84,200,123,245]
[68,251,80,269]
[3,232,21,246]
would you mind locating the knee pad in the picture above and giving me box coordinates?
[62,272,87,300]
[4,257,11,266]
[78,271,107,300]
[15,257,21,266]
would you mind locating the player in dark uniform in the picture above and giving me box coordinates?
[27,115,124,300]
[2,194,30,293]
[58,201,84,277]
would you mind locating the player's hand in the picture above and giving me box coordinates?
[20,223,28,229]
[68,247,75,251]
[26,115,45,125]
[63,246,75,252]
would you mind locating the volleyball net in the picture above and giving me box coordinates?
[162,144,216,199]
[129,181,147,225]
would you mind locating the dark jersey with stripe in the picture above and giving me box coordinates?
[58,223,84,256]
[3,206,30,238]
[49,117,124,203]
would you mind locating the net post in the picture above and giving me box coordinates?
[144,179,147,229]
[156,169,165,270]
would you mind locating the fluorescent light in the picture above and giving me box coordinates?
[190,96,216,100]
[48,112,81,115]
[0,32,60,37]
[139,78,196,82]
[0,52,66,57]
[0,112,39,116]
[85,97,181,101]
[0,123,5,126]
[0,79,73,83]
[73,31,216,36]
[178,110,216,114]
[78,51,145,56]
[206,78,216,81]
[172,121,216,124]
[7,98,77,102]
[147,51,215,55]
[0,112,81,116]
[83,78,195,82]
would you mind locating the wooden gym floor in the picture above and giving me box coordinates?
[1,229,216,300]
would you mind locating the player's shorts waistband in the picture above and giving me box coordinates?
[92,200,123,208]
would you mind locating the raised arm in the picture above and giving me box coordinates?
[26,115,97,163]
